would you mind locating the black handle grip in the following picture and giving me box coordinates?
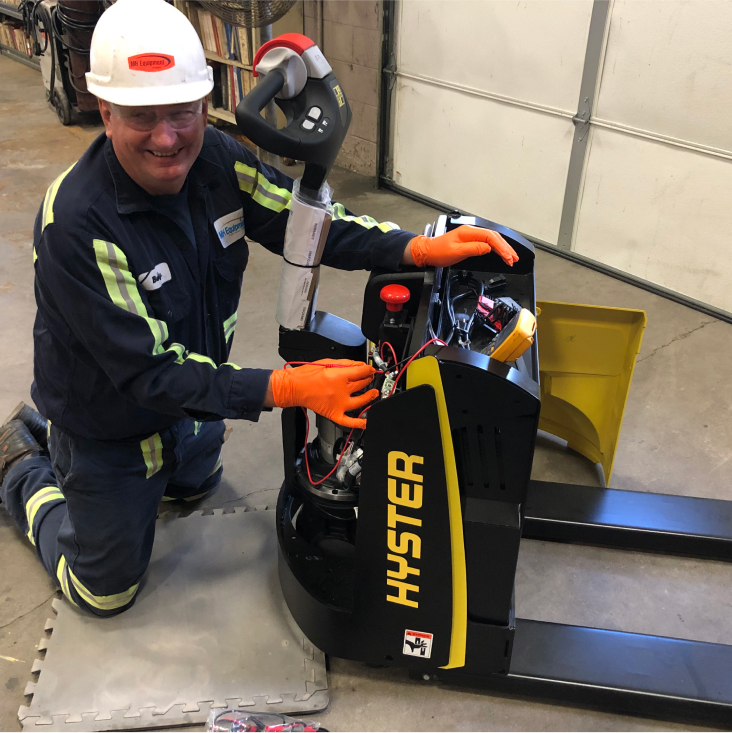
[235,70,301,158]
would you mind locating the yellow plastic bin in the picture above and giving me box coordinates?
[536,301,647,485]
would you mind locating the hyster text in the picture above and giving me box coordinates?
[386,451,423,608]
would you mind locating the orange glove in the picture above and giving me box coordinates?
[270,360,379,430]
[409,225,519,268]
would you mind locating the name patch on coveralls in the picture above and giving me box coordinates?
[138,262,172,291]
[214,209,246,248]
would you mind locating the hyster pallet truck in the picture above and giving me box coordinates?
[237,34,732,727]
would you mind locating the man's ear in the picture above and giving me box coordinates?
[98,99,113,139]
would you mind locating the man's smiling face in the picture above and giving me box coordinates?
[99,99,208,196]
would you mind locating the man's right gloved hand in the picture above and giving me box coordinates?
[407,225,519,268]
[269,360,379,430]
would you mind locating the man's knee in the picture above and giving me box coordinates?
[56,556,140,617]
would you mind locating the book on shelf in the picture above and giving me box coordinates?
[0,19,32,56]
[174,0,253,67]
[171,1,259,122]
[206,63,254,117]
[236,25,250,66]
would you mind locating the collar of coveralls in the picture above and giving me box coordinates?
[102,130,224,216]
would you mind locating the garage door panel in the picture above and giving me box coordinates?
[596,0,732,152]
[393,77,574,244]
[574,128,732,312]
[397,0,592,113]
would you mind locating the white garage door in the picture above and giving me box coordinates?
[387,0,732,315]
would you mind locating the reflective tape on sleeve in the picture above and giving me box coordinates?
[141,432,163,479]
[331,202,400,233]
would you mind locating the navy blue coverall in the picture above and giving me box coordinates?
[0,126,413,616]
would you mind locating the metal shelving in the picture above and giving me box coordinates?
[0,2,23,21]
[0,3,41,71]
[207,107,236,125]
[204,50,252,72]
[0,42,40,70]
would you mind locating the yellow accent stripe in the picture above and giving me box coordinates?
[33,247,38,263]
[407,356,467,670]
[92,239,168,355]
[167,342,187,364]
[167,343,241,371]
[25,487,64,546]
[331,202,400,233]
[183,490,210,502]
[92,241,244,372]
[235,161,292,213]
[186,352,217,368]
[223,311,238,343]
[141,432,163,479]
[194,420,202,436]
[207,451,223,478]
[67,566,138,611]
[161,488,211,503]
[42,163,76,231]
[55,557,78,607]
[162,449,223,502]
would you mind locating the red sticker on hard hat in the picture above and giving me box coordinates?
[128,53,175,72]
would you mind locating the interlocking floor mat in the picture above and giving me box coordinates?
[19,507,328,731]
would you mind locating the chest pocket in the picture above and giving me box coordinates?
[217,237,249,274]
[213,250,245,343]
[138,262,191,323]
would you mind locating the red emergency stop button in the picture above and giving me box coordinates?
[380,284,410,312]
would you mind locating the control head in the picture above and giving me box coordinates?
[235,33,352,191]
[380,284,411,312]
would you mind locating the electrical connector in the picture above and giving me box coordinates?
[381,372,396,398]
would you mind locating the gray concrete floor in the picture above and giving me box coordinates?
[2,54,732,731]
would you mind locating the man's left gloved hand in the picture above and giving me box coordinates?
[268,360,378,430]
[404,225,519,268]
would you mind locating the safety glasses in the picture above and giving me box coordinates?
[110,101,203,132]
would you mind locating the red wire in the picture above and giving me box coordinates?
[302,404,372,486]
[299,339,446,487]
[282,360,377,485]
[284,361,382,373]
[388,338,447,396]
[284,361,353,369]
[380,341,398,367]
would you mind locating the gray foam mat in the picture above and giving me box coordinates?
[19,507,328,731]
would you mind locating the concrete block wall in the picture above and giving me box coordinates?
[304,0,382,177]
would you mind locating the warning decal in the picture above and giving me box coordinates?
[403,629,433,658]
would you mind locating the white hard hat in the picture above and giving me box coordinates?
[86,0,214,106]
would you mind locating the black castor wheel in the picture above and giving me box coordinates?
[53,88,73,126]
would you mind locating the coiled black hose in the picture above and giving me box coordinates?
[20,0,99,102]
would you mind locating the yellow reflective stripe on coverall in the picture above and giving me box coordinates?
[92,240,244,372]
[93,239,168,354]
[25,486,64,545]
[223,311,238,343]
[42,162,77,231]
[141,432,163,479]
[67,564,138,612]
[331,202,400,233]
[235,161,292,212]
[207,451,223,478]
[55,557,78,607]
